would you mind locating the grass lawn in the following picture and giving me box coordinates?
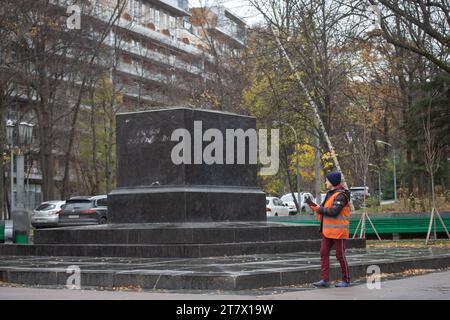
[367,239,450,249]
[362,195,450,214]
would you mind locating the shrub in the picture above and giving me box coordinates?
[365,197,380,207]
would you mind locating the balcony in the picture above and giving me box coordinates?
[209,22,245,48]
[94,5,207,57]
[116,61,190,91]
[121,84,169,105]
[119,40,203,75]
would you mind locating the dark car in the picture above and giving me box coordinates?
[58,195,108,226]
[350,187,370,210]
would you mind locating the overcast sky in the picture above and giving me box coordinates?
[188,0,264,26]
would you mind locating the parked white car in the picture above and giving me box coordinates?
[31,200,66,228]
[266,197,290,217]
[320,193,327,204]
[280,192,315,214]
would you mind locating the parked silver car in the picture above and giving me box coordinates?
[31,200,66,228]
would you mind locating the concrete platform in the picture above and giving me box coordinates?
[1,247,449,291]
[0,222,365,258]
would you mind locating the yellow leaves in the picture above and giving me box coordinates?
[94,76,123,106]
[259,174,284,196]
[194,89,221,109]
[242,77,273,116]
[321,151,334,171]
[288,146,334,182]
[287,71,304,81]
[2,151,10,164]
[289,143,316,183]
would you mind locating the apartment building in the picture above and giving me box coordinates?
[3,0,248,207]
[86,0,247,108]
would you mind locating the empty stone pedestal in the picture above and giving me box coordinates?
[108,107,266,223]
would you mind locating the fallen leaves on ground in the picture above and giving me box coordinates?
[367,240,450,249]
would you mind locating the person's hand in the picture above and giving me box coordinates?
[305,196,317,208]
[305,196,320,214]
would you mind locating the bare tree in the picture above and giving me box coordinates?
[423,95,450,243]
[60,0,127,198]
[336,0,450,73]
[367,0,450,73]
[0,14,22,217]
[423,99,442,208]
[188,0,249,111]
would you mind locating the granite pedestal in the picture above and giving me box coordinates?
[108,108,265,223]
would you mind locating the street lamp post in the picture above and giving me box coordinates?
[5,120,34,211]
[6,120,15,213]
[376,140,397,202]
[274,121,301,212]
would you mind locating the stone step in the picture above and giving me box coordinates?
[33,222,321,245]
[0,238,365,258]
[0,248,449,291]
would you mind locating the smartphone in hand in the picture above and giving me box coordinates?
[305,196,317,207]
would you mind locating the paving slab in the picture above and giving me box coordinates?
[2,269,450,300]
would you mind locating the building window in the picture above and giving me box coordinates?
[148,6,154,22]
[161,12,167,29]
[183,20,191,32]
[143,2,151,23]
[140,1,146,25]
[170,16,178,39]
[134,0,142,23]
[126,0,133,14]
[155,9,160,30]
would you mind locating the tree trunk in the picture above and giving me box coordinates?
[431,173,436,208]
[61,76,90,199]
[91,103,99,195]
[418,171,425,199]
[281,144,300,212]
[35,40,55,201]
[104,115,111,194]
[406,148,414,196]
[106,108,115,193]
[314,132,322,204]
[37,102,55,201]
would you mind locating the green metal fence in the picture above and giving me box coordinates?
[280,216,450,234]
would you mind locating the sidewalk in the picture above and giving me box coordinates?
[1,269,449,300]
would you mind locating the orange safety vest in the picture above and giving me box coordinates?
[317,191,350,239]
